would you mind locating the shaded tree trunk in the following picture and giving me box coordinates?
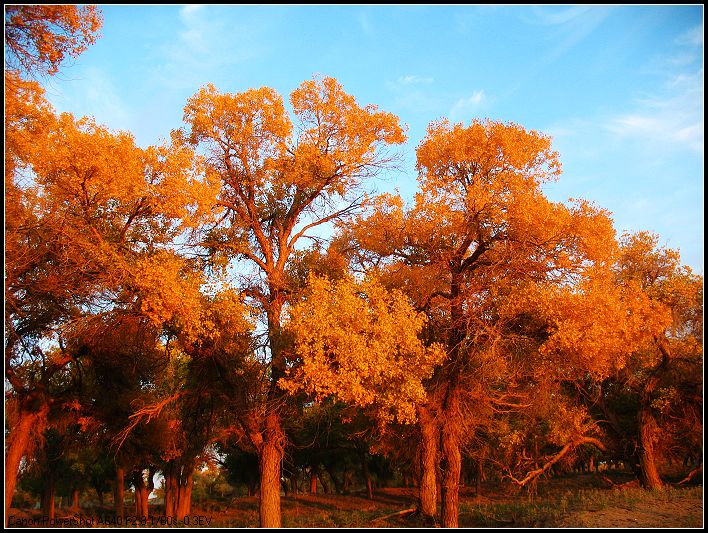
[362,452,374,500]
[71,487,80,510]
[113,467,125,518]
[176,467,193,520]
[324,463,343,494]
[317,471,329,494]
[42,471,56,519]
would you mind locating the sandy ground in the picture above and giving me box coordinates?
[559,490,703,528]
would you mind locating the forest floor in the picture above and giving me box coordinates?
[7,472,703,528]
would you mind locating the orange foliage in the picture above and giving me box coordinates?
[5,5,102,76]
[282,275,445,423]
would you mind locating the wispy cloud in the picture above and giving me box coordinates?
[529,5,596,26]
[449,90,489,122]
[152,6,273,90]
[47,67,133,134]
[357,12,374,38]
[396,75,434,86]
[675,25,703,47]
[605,70,703,152]
[524,6,613,67]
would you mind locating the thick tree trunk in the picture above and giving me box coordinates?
[176,468,193,520]
[440,385,462,528]
[638,407,663,489]
[417,405,438,518]
[114,467,125,518]
[5,404,46,525]
[637,340,669,490]
[259,421,283,528]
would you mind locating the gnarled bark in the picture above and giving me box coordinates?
[417,404,439,519]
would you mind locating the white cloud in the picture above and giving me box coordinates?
[151,6,271,90]
[605,70,703,153]
[675,25,703,47]
[529,5,596,26]
[180,4,204,22]
[449,90,488,122]
[47,67,133,134]
[357,12,374,38]
[397,75,434,86]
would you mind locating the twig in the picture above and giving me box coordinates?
[370,508,417,523]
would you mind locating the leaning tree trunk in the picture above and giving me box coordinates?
[5,403,47,525]
[417,404,439,519]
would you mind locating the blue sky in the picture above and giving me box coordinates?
[41,5,703,272]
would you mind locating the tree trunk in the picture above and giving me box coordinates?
[324,464,342,494]
[5,404,46,525]
[176,468,193,521]
[476,451,485,498]
[114,467,125,518]
[440,385,462,528]
[42,471,56,519]
[97,490,104,507]
[71,487,80,510]
[638,406,663,489]
[317,471,329,494]
[361,450,374,500]
[310,467,318,494]
[417,405,438,518]
[637,341,669,490]
[258,413,284,528]
[164,461,179,518]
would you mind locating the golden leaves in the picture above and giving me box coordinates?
[282,274,444,424]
